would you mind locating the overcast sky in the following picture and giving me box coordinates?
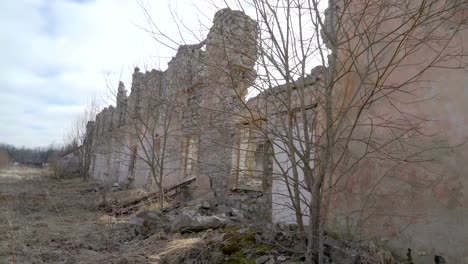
[0,0,243,147]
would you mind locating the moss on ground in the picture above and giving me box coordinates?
[221,230,255,255]
[255,243,273,254]
[220,227,278,264]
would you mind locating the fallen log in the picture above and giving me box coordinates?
[105,177,196,215]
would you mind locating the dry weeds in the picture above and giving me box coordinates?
[0,167,140,263]
[0,167,398,264]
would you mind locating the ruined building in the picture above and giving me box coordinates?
[85,3,468,263]
[86,9,268,216]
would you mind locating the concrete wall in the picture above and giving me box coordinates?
[271,132,313,224]
[326,1,468,262]
[86,9,259,202]
[83,4,468,261]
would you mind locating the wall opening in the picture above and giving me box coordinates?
[183,136,199,178]
[128,145,138,176]
[230,125,263,191]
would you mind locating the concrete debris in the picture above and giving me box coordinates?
[201,201,212,209]
[129,210,170,236]
[276,255,288,262]
[255,255,272,264]
[172,214,226,233]
[110,182,122,192]
[323,236,361,264]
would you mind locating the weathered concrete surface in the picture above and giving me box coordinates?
[56,147,80,177]
[86,8,258,203]
[326,1,468,262]
[83,4,468,262]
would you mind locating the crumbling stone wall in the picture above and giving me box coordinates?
[84,4,468,262]
[324,1,468,262]
[86,9,259,202]
[85,7,322,225]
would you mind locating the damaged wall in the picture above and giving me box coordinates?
[326,0,468,262]
[83,3,468,262]
[86,8,259,206]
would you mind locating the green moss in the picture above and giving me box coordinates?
[243,232,255,243]
[290,257,303,261]
[224,250,246,264]
[222,241,242,255]
[221,228,278,264]
[224,258,243,264]
[327,230,342,240]
[255,244,272,254]
[221,230,256,255]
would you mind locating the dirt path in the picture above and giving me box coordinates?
[0,167,136,264]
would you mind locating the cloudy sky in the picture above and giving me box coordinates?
[0,0,240,147]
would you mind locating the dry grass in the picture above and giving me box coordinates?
[0,167,396,264]
[114,229,225,264]
[360,240,396,264]
[0,167,222,264]
[0,167,134,263]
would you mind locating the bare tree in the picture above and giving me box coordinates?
[0,143,59,167]
[122,69,186,209]
[221,0,467,262]
[0,149,10,169]
[99,0,466,262]
[65,98,100,181]
[89,67,192,210]
[143,0,466,262]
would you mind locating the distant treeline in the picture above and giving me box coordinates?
[0,143,64,165]
[0,149,9,168]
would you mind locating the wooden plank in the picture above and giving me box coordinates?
[106,177,196,215]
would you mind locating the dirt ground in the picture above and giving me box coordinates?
[0,167,187,264]
[0,167,397,264]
